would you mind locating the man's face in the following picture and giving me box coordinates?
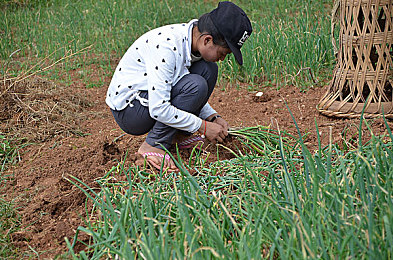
[199,35,232,63]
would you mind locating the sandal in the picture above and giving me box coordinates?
[139,152,177,172]
[178,135,205,149]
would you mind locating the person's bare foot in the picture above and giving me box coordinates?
[137,141,177,171]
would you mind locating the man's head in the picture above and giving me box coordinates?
[198,1,252,65]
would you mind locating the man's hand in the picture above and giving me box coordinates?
[205,121,227,143]
[198,116,230,143]
[214,117,229,133]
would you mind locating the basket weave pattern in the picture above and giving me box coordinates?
[318,0,393,118]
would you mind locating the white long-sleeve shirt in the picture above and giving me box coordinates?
[105,19,217,133]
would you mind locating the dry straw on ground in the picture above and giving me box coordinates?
[0,76,91,142]
[1,46,93,142]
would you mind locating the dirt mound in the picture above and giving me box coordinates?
[8,134,128,255]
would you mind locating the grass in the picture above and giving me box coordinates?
[0,135,23,258]
[66,119,393,259]
[1,0,334,88]
[0,135,21,173]
[0,196,21,258]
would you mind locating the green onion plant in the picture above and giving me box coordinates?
[68,119,393,259]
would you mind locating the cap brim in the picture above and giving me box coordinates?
[226,40,243,65]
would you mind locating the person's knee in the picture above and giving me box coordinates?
[171,74,210,112]
[178,74,208,99]
[189,60,218,88]
[112,106,154,136]
[192,74,209,98]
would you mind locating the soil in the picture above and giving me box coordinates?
[2,66,393,258]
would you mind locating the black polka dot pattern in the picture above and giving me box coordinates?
[107,22,196,127]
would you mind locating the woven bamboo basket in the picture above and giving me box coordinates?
[317,0,393,119]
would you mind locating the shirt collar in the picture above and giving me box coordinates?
[185,19,198,67]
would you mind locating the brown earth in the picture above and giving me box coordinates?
[2,66,393,258]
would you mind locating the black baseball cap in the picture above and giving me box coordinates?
[209,1,252,65]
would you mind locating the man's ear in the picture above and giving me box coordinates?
[203,34,213,45]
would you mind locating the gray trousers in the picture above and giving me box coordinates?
[111,60,218,149]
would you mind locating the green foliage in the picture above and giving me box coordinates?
[68,121,393,259]
[0,0,215,60]
[220,0,333,88]
[0,135,22,258]
[1,0,334,90]
[0,197,20,258]
[0,135,20,173]
[0,0,47,10]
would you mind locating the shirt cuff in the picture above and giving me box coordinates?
[191,117,203,133]
[199,103,217,120]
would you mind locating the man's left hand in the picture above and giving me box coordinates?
[214,117,229,135]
